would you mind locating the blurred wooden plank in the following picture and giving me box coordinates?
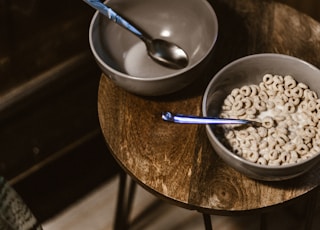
[12,132,119,222]
[0,0,96,95]
[0,52,101,179]
[276,0,320,21]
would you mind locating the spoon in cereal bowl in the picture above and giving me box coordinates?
[162,112,262,127]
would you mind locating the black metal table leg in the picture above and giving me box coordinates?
[114,170,137,230]
[203,214,213,230]
[304,188,319,230]
[260,212,267,230]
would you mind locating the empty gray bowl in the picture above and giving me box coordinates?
[202,53,320,181]
[89,0,218,96]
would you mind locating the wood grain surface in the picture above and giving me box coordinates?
[98,0,320,214]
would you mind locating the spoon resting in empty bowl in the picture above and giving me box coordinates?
[83,0,189,69]
[162,112,262,126]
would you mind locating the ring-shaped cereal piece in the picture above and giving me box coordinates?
[298,101,308,111]
[301,154,313,161]
[251,141,259,151]
[279,152,291,163]
[268,159,281,166]
[262,117,275,128]
[309,148,318,155]
[312,142,320,152]
[231,88,240,97]
[297,82,308,89]
[284,88,292,97]
[246,107,257,115]
[296,143,309,156]
[276,133,289,146]
[263,74,274,85]
[266,89,277,97]
[276,126,288,135]
[240,139,251,148]
[222,105,232,111]
[265,101,275,110]
[237,130,249,139]
[308,100,317,111]
[274,115,286,122]
[247,132,261,142]
[235,94,245,101]
[235,109,246,116]
[257,127,268,138]
[274,75,284,83]
[290,150,299,161]
[289,97,300,106]
[272,81,284,92]
[259,82,267,91]
[224,95,235,107]
[242,98,252,109]
[275,97,286,106]
[257,157,267,165]
[259,140,268,150]
[306,116,317,126]
[254,133,262,142]
[280,94,289,102]
[249,85,259,96]
[284,77,297,89]
[254,100,267,111]
[284,102,296,113]
[240,85,252,96]
[225,130,235,140]
[268,149,279,161]
[268,128,277,137]
[284,75,294,81]
[232,100,244,111]
[247,151,259,163]
[233,147,242,156]
[229,137,239,145]
[283,143,296,152]
[304,126,316,138]
[315,101,320,113]
[310,114,319,124]
[291,87,303,98]
[304,89,318,101]
[259,90,269,101]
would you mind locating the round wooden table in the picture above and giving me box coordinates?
[98,0,320,228]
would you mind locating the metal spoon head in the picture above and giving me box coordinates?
[147,39,189,69]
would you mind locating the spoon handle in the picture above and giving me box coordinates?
[83,0,143,38]
[162,112,260,126]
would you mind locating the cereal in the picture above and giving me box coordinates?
[220,74,320,166]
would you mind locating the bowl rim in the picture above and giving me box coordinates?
[88,0,218,81]
[202,53,320,170]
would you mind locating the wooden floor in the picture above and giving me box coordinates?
[42,175,320,230]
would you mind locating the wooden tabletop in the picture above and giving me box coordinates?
[98,0,320,214]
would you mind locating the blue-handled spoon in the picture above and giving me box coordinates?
[162,112,262,126]
[83,0,189,69]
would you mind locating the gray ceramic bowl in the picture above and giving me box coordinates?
[202,53,320,181]
[89,0,218,96]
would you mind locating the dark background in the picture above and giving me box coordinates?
[0,0,120,222]
[0,0,319,223]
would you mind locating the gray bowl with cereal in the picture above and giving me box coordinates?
[202,53,320,181]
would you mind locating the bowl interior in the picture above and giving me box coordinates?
[90,0,218,78]
[203,54,320,171]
